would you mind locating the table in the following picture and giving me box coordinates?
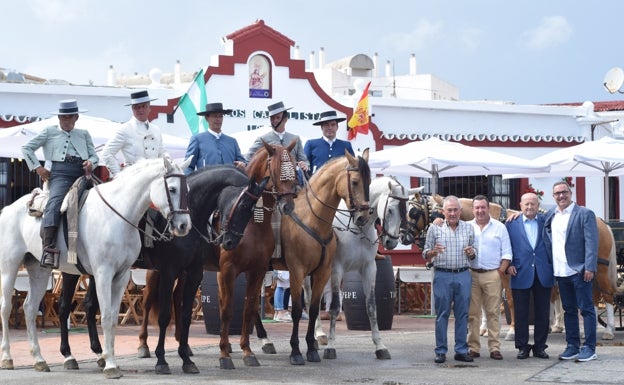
[394,266,434,315]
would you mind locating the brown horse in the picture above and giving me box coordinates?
[273,149,371,365]
[137,141,297,364]
[211,140,298,370]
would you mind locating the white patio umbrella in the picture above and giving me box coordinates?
[504,136,624,219]
[368,136,549,195]
[0,115,190,160]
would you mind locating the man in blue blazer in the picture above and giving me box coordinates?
[506,192,554,359]
[304,110,354,175]
[183,102,247,174]
[22,99,98,268]
[543,181,598,362]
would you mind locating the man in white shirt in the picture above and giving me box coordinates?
[101,90,171,178]
[466,195,512,360]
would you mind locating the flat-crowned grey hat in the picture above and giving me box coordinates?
[50,99,87,115]
[197,102,233,116]
[125,90,157,106]
[267,101,293,117]
[313,110,347,126]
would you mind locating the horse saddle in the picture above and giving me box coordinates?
[26,182,49,217]
[62,176,94,265]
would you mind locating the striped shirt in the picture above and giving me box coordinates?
[423,220,475,270]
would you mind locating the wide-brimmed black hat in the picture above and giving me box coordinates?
[50,99,87,115]
[267,101,293,117]
[125,90,157,106]
[197,102,233,116]
[313,110,347,126]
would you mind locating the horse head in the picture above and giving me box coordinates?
[400,187,432,247]
[374,177,409,250]
[148,158,192,237]
[217,176,270,250]
[246,139,297,216]
[341,148,372,227]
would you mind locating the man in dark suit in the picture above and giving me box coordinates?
[543,181,598,362]
[506,192,554,359]
[304,110,354,174]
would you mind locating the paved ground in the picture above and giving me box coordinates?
[2,313,624,384]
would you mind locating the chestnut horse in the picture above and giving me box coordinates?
[210,140,297,370]
[272,149,372,365]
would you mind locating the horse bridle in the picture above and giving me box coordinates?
[300,162,371,228]
[264,149,297,201]
[94,172,189,242]
[377,190,408,241]
[201,183,263,244]
[401,193,431,246]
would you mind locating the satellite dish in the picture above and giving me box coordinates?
[603,67,624,94]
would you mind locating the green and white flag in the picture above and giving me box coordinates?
[178,68,207,135]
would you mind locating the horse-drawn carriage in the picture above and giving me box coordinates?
[597,220,624,331]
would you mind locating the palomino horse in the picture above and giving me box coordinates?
[0,158,191,378]
[273,149,372,365]
[212,140,297,370]
[55,164,268,373]
[311,176,408,360]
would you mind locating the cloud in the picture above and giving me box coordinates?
[383,19,443,52]
[460,27,482,52]
[29,0,89,23]
[522,16,573,50]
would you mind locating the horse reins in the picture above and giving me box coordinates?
[93,173,189,242]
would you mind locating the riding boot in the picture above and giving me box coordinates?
[41,226,59,268]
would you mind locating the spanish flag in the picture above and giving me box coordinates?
[347,81,371,140]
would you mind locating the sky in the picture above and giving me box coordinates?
[3,0,624,105]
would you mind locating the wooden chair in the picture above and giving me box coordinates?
[119,269,145,325]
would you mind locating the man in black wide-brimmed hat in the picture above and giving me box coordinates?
[183,102,246,174]
[101,90,170,178]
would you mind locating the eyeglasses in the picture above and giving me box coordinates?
[553,191,571,196]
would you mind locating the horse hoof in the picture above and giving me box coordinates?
[307,350,321,362]
[96,357,106,368]
[182,362,199,374]
[323,348,337,359]
[290,354,305,365]
[103,367,124,379]
[137,346,151,358]
[602,332,615,340]
[375,349,391,360]
[317,335,328,346]
[262,343,276,354]
[1,359,14,370]
[219,357,235,370]
[243,355,260,367]
[34,361,51,372]
[64,358,79,370]
[155,363,171,375]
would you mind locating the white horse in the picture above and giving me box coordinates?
[0,158,191,379]
[312,176,409,360]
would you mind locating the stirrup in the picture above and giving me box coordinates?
[41,248,59,269]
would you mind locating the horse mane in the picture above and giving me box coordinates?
[113,158,166,183]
